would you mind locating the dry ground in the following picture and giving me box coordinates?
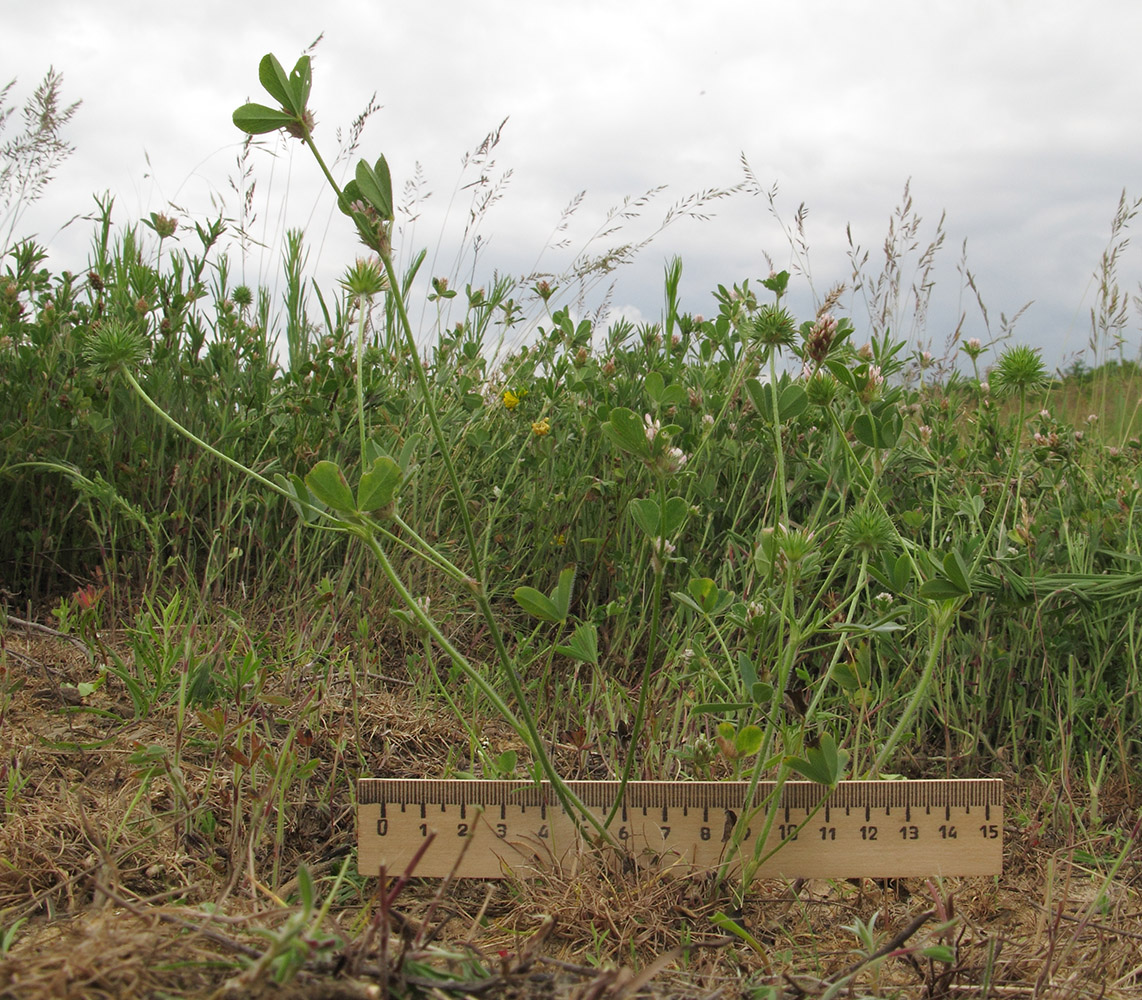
[2,621,1141,999]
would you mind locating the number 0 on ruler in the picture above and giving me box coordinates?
[357,779,1003,879]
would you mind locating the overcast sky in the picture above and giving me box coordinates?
[6,0,1142,371]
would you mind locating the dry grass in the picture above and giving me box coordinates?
[2,621,1141,999]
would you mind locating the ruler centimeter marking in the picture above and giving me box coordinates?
[357,779,1003,879]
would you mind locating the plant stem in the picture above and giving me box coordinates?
[871,600,957,776]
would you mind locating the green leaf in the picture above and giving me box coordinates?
[493,749,517,776]
[778,383,808,420]
[761,270,790,296]
[751,681,773,705]
[355,156,393,221]
[745,378,773,421]
[305,460,355,514]
[357,456,402,514]
[601,406,651,458]
[826,359,858,391]
[686,577,735,615]
[942,549,972,595]
[554,622,598,665]
[398,433,423,472]
[734,725,763,757]
[257,54,294,110]
[892,552,912,591]
[288,55,312,115]
[688,577,718,610]
[711,911,770,959]
[513,586,562,622]
[918,578,970,601]
[831,620,904,637]
[275,472,320,523]
[661,496,690,537]
[232,103,295,135]
[629,498,660,538]
[920,945,956,963]
[852,413,881,449]
[834,661,862,693]
[737,651,758,690]
[746,378,806,423]
[338,178,364,216]
[671,590,705,615]
[645,371,665,405]
[785,732,848,785]
[296,862,314,914]
[551,565,576,620]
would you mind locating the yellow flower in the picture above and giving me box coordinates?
[531,417,551,437]
[502,389,522,410]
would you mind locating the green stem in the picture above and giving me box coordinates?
[374,250,594,832]
[354,296,369,461]
[278,121,601,842]
[606,479,668,828]
[608,553,664,828]
[768,349,789,527]
[871,600,957,776]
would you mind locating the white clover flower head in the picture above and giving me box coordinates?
[921,350,932,367]
[858,342,874,361]
[875,591,893,604]
[919,424,932,444]
[650,535,676,573]
[1074,430,1084,442]
[664,446,688,473]
[1039,409,1051,420]
[968,337,981,351]
[653,537,676,557]
[1086,413,1099,424]
[643,413,661,443]
[979,381,990,395]
[702,413,715,430]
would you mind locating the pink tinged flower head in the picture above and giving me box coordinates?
[643,414,661,444]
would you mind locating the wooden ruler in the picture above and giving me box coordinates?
[357,778,1003,879]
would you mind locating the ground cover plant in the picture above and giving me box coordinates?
[2,51,1142,999]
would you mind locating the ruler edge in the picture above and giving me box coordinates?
[357,777,1006,808]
